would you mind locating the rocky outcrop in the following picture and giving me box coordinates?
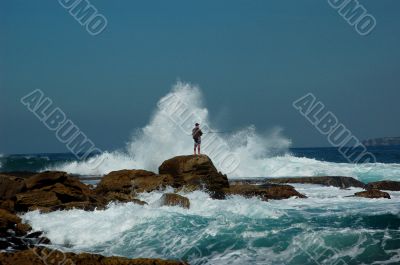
[12,171,97,212]
[266,176,365,189]
[96,169,174,194]
[0,248,188,265]
[366,181,400,191]
[159,193,190,209]
[159,155,229,199]
[0,175,26,200]
[226,184,307,201]
[0,209,50,251]
[353,189,391,199]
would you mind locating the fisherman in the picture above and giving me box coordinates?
[192,123,203,155]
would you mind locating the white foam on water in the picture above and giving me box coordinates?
[21,186,400,264]
[47,82,400,181]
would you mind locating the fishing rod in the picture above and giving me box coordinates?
[205,131,233,134]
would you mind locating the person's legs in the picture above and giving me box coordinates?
[194,143,197,155]
[197,144,201,155]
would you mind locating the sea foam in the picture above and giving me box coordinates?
[47,82,400,182]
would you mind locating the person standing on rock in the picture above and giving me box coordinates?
[192,123,203,155]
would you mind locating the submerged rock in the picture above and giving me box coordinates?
[0,248,188,265]
[353,189,391,199]
[366,181,400,191]
[266,176,365,189]
[226,184,307,201]
[159,193,190,209]
[159,155,229,199]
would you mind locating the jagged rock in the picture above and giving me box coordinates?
[226,184,306,201]
[0,175,26,199]
[25,171,91,195]
[15,191,61,212]
[159,155,229,199]
[0,199,15,212]
[96,170,173,195]
[366,181,400,191]
[353,189,391,199]
[0,209,21,230]
[0,248,188,265]
[159,193,190,209]
[266,176,365,189]
[24,171,70,190]
[14,171,99,211]
[15,223,32,236]
[101,192,147,205]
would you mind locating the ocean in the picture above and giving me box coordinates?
[2,84,400,264]
[1,147,400,265]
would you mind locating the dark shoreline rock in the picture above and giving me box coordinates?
[353,189,391,199]
[265,176,366,189]
[159,193,190,209]
[0,248,188,265]
[226,183,307,201]
[366,181,400,191]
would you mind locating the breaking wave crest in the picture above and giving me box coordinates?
[47,82,400,181]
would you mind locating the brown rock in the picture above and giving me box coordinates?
[0,209,21,229]
[0,248,188,265]
[266,176,365,189]
[40,183,89,203]
[226,184,307,201]
[0,199,15,212]
[24,171,70,190]
[0,175,26,199]
[353,189,391,199]
[366,181,400,191]
[159,193,190,209]
[159,155,229,199]
[15,222,32,235]
[15,191,61,211]
[96,170,173,195]
[101,192,147,205]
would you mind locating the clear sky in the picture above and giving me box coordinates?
[1,0,399,154]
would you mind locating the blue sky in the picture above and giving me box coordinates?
[1,0,399,153]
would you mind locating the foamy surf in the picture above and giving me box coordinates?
[45,82,400,183]
[21,185,400,265]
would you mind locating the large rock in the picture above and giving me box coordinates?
[159,155,229,199]
[353,189,391,199]
[366,181,400,191]
[15,191,61,212]
[0,175,26,200]
[15,171,98,211]
[226,184,307,201]
[159,193,190,209]
[0,248,188,265]
[266,176,365,189]
[0,208,21,229]
[96,169,173,195]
